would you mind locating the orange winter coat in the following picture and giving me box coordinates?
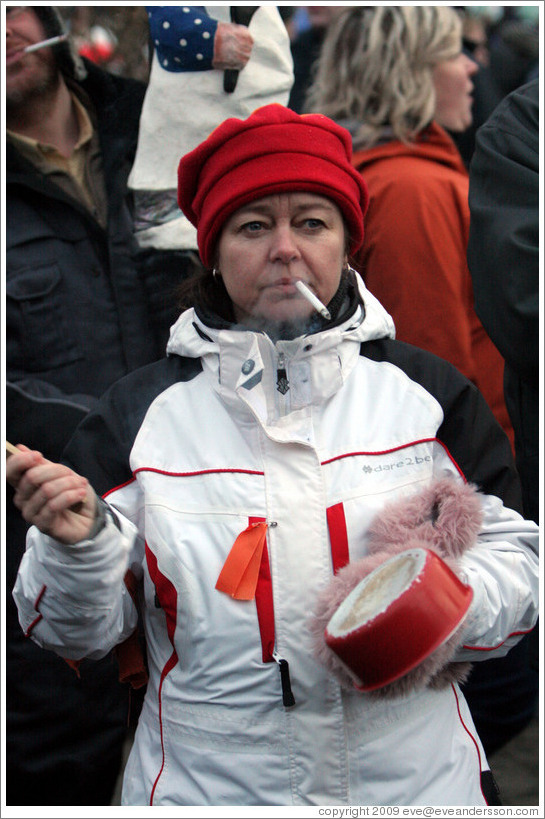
[352,122,514,449]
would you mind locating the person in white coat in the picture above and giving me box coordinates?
[130,5,293,251]
[8,104,538,807]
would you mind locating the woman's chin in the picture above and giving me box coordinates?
[241,308,322,341]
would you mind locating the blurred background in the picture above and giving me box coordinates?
[57,4,539,86]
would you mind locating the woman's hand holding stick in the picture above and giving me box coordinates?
[6,442,97,544]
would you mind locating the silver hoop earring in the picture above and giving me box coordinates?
[212,268,221,279]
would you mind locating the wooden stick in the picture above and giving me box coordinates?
[6,441,20,458]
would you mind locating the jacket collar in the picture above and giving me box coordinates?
[167,273,395,435]
[167,272,394,361]
[352,122,467,176]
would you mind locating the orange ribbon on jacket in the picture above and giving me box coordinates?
[215,521,268,600]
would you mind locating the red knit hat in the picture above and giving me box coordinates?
[177,104,369,268]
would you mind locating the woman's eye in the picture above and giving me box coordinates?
[303,218,325,230]
[240,220,265,233]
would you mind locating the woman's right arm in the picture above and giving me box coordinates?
[7,446,139,660]
[7,445,98,543]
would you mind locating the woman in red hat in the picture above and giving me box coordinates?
[7,104,538,807]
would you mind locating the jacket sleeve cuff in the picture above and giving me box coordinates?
[13,511,139,658]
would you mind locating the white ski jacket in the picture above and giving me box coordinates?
[14,277,539,806]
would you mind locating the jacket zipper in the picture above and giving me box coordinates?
[276,352,290,417]
[276,352,289,393]
[272,649,296,707]
[272,355,294,705]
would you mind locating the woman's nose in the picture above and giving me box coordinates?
[269,226,300,263]
[465,54,479,75]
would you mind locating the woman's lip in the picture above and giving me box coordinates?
[267,279,298,292]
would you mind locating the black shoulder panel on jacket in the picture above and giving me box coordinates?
[360,338,523,513]
[62,356,202,497]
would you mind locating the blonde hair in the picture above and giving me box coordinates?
[305,6,463,146]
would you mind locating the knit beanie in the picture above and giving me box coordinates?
[31,6,87,81]
[177,103,369,268]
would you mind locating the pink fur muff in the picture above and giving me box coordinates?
[309,479,484,698]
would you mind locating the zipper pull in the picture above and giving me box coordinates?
[276,353,289,395]
[272,650,296,707]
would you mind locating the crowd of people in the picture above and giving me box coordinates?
[4,4,540,810]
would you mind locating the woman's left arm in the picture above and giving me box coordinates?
[455,498,538,660]
[430,362,539,660]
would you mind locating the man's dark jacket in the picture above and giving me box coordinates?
[6,61,160,806]
[467,80,539,702]
[7,62,161,415]
[468,79,539,526]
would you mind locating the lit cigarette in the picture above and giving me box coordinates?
[24,34,68,54]
[295,280,331,320]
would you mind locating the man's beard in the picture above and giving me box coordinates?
[6,56,61,110]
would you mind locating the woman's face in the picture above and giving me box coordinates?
[432,51,478,133]
[217,192,347,328]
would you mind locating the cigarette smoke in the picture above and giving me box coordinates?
[234,312,325,342]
